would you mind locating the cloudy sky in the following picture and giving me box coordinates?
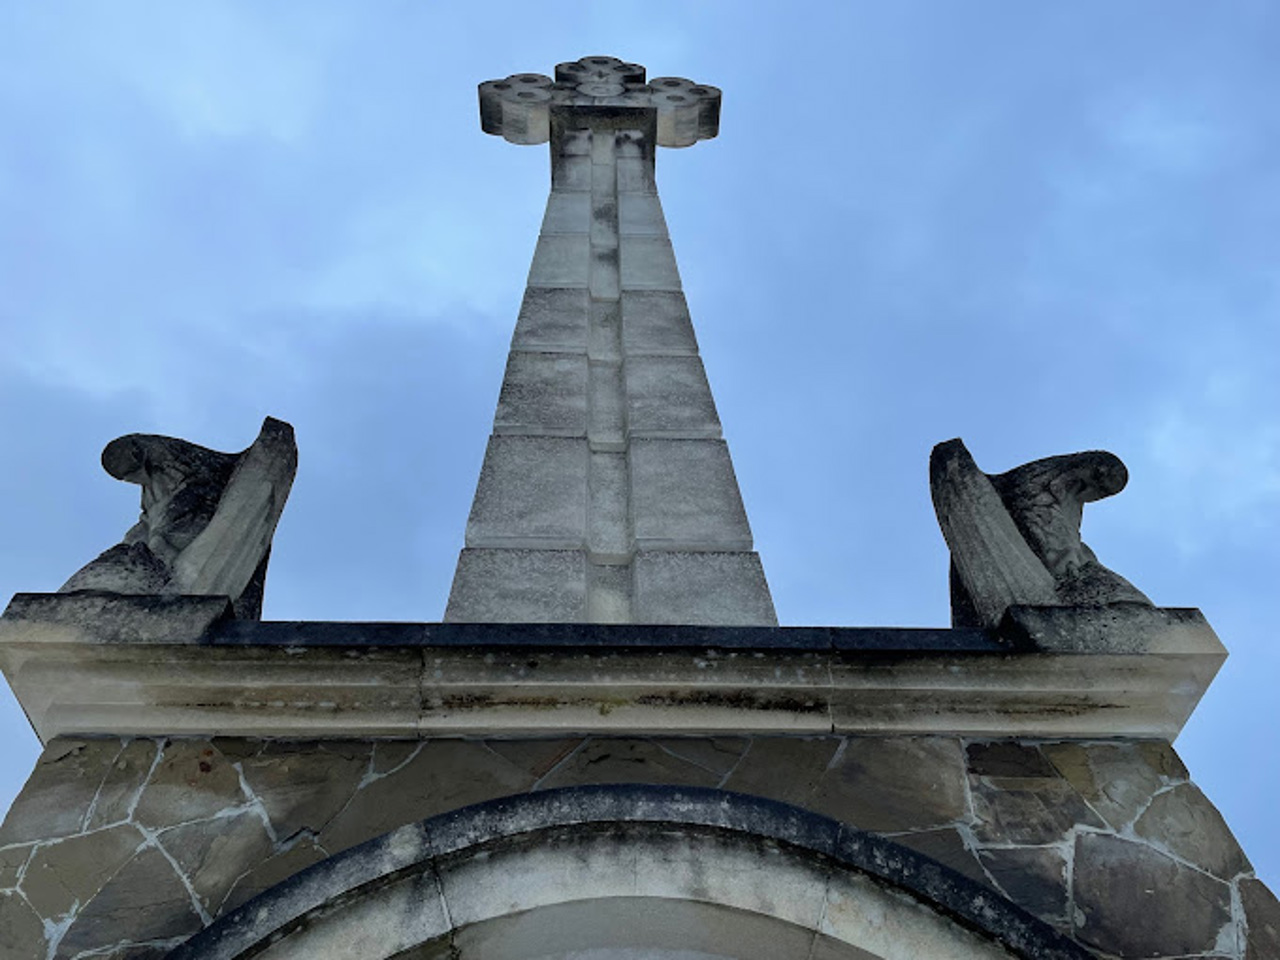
[1,3,1277,887]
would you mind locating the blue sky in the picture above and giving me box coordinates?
[1,3,1277,888]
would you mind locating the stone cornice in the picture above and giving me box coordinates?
[0,593,1225,743]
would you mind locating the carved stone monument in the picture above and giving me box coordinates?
[0,56,1275,960]
[61,417,297,620]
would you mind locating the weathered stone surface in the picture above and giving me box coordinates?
[1042,740,1184,830]
[494,351,588,436]
[464,436,589,547]
[132,740,244,829]
[969,774,1102,845]
[0,890,44,959]
[621,290,697,356]
[239,743,367,840]
[978,845,1068,924]
[158,810,274,914]
[512,286,589,351]
[58,417,296,620]
[22,822,144,919]
[222,835,328,914]
[965,741,1056,778]
[812,738,968,833]
[319,741,535,855]
[649,737,749,778]
[625,355,720,437]
[445,548,587,621]
[1073,832,1231,957]
[630,439,752,549]
[1242,877,1280,960]
[537,738,721,790]
[1133,782,1249,879]
[891,828,988,885]
[58,847,202,957]
[0,739,115,844]
[721,738,839,808]
[85,739,160,830]
[0,842,31,889]
[483,738,584,781]
[632,551,776,626]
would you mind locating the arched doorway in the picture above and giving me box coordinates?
[169,785,1093,960]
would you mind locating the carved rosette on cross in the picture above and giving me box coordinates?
[479,55,721,147]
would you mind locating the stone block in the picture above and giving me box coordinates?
[445,548,586,622]
[630,439,752,550]
[85,739,160,831]
[1242,877,1280,960]
[464,436,588,548]
[615,157,656,194]
[222,836,328,914]
[977,845,1068,924]
[539,191,590,234]
[239,742,369,840]
[21,822,144,919]
[1073,832,1231,957]
[965,742,1056,778]
[621,290,699,356]
[57,846,202,957]
[810,737,968,833]
[1041,740,1183,830]
[319,741,536,855]
[158,810,275,915]
[1133,782,1250,879]
[720,737,839,808]
[494,351,588,436]
[0,739,120,844]
[892,828,989,886]
[647,737,748,778]
[512,287,589,352]
[528,235,589,287]
[968,774,1103,845]
[1,593,231,646]
[132,740,246,830]
[0,891,43,959]
[618,193,668,235]
[625,355,721,438]
[551,157,591,192]
[0,843,30,889]
[535,738,720,790]
[620,237,681,290]
[633,551,776,625]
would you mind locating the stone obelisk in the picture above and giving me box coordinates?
[446,56,775,625]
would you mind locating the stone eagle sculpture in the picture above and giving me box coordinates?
[60,417,297,620]
[930,438,1150,629]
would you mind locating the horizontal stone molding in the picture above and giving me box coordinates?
[0,594,1224,743]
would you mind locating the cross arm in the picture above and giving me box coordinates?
[478,55,721,147]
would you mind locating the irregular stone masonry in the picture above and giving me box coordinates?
[1,735,1276,959]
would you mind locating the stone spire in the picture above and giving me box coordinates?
[445,56,776,625]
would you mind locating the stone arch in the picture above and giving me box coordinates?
[167,785,1094,960]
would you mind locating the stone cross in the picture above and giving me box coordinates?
[446,57,774,625]
[478,55,721,148]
